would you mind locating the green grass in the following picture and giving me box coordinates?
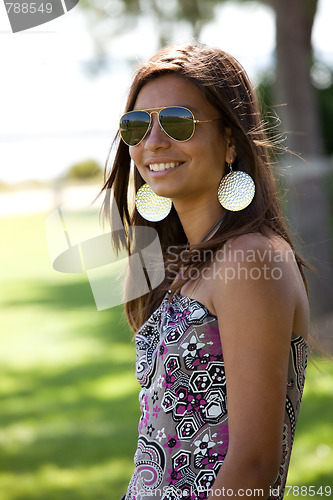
[1,213,332,500]
[286,358,333,497]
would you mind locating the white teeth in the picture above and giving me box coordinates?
[148,162,181,171]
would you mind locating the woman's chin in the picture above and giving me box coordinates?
[149,185,176,199]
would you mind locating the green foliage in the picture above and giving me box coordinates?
[1,213,332,500]
[64,160,103,181]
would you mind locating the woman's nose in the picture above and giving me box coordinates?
[144,113,170,150]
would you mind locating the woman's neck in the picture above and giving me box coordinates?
[175,201,225,245]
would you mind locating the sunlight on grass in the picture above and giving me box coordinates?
[0,458,134,500]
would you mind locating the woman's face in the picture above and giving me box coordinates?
[129,74,235,211]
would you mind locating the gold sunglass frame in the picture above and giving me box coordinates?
[119,106,220,146]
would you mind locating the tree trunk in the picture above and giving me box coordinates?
[271,0,333,319]
[283,156,333,319]
[271,0,322,155]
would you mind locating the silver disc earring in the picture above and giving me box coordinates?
[135,183,172,222]
[218,163,255,211]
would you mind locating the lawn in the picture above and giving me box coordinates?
[0,213,332,500]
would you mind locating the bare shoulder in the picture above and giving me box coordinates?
[209,231,301,293]
[222,231,296,265]
[206,232,309,339]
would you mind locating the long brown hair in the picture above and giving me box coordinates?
[102,42,309,332]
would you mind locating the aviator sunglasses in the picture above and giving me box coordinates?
[119,106,221,147]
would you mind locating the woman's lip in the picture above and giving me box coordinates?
[146,162,185,176]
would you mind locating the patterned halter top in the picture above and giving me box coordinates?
[125,291,307,500]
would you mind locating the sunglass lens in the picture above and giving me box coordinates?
[119,111,150,146]
[159,107,194,141]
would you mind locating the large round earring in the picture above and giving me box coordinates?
[218,163,255,211]
[135,183,172,222]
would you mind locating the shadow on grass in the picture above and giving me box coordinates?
[1,390,139,469]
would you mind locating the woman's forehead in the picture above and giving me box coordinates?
[133,74,213,113]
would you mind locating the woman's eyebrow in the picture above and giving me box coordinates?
[132,105,200,112]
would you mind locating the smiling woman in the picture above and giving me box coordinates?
[101,42,310,500]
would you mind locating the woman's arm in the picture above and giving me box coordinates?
[208,233,302,499]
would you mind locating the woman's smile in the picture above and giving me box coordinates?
[146,160,186,177]
[147,161,184,172]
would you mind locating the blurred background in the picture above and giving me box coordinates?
[0,0,332,498]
